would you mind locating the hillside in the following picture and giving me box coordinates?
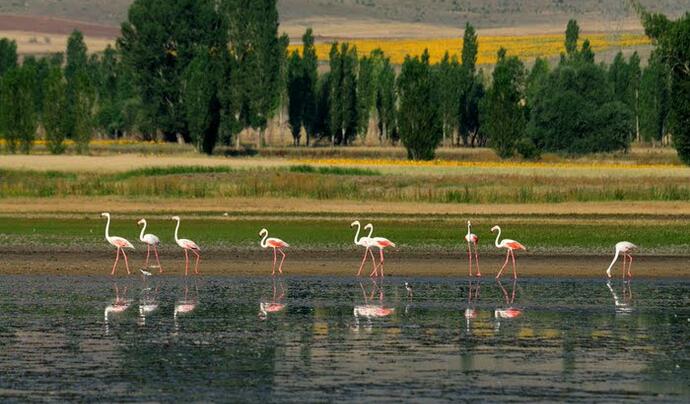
[0,0,688,39]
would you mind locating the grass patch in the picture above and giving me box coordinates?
[110,165,235,180]
[289,164,380,176]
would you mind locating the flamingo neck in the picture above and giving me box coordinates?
[353,223,361,244]
[260,232,269,248]
[139,220,147,241]
[174,218,180,242]
[606,248,620,277]
[467,223,471,237]
[494,227,502,248]
[366,225,373,238]
[104,214,111,240]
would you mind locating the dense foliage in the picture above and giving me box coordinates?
[0,5,679,162]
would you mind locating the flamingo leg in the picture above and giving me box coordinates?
[121,249,131,274]
[511,250,517,279]
[473,241,481,277]
[379,249,385,278]
[278,249,286,274]
[496,249,510,279]
[467,241,473,276]
[145,245,151,267]
[154,246,163,273]
[626,254,633,278]
[368,248,378,275]
[111,248,121,275]
[369,250,379,277]
[184,248,189,276]
[356,247,370,276]
[272,248,277,276]
[192,249,201,274]
[621,254,626,279]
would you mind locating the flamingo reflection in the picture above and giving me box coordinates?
[173,280,198,332]
[606,280,634,315]
[138,281,159,326]
[464,278,481,332]
[259,279,287,320]
[494,279,522,332]
[353,279,395,332]
[104,283,132,334]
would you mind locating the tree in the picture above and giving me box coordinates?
[0,65,37,153]
[64,30,95,154]
[119,0,226,143]
[633,5,690,164]
[481,48,526,158]
[286,50,304,145]
[436,52,461,146]
[461,23,478,73]
[328,42,358,145]
[565,19,580,58]
[184,47,224,154]
[301,28,318,145]
[373,50,396,144]
[356,54,374,138]
[639,50,671,144]
[225,0,286,148]
[0,38,17,77]
[397,50,441,160]
[43,66,68,154]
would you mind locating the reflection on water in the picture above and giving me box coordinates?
[0,276,688,401]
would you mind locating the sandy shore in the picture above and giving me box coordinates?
[2,249,688,278]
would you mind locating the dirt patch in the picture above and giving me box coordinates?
[2,248,687,278]
[0,15,119,37]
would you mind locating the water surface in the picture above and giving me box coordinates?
[0,276,688,401]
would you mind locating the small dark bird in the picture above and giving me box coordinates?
[404,282,413,298]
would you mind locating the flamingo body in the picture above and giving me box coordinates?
[172,216,201,275]
[102,213,134,275]
[260,228,288,275]
[141,234,160,246]
[138,218,163,272]
[491,225,525,279]
[606,241,637,279]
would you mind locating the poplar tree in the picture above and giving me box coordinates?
[639,51,670,144]
[0,38,17,77]
[397,50,441,160]
[43,66,68,154]
[0,65,37,153]
[301,28,318,145]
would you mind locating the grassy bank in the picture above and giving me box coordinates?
[2,215,689,255]
[2,161,690,204]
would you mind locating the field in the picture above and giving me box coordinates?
[1,145,689,277]
[289,33,651,65]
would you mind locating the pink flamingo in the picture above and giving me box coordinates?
[465,278,481,332]
[605,241,637,279]
[464,220,481,277]
[101,212,134,275]
[351,221,378,276]
[172,216,201,275]
[491,225,526,279]
[259,279,287,320]
[368,224,396,277]
[259,228,289,275]
[137,218,163,272]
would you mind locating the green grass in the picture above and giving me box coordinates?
[2,216,689,254]
[288,164,380,176]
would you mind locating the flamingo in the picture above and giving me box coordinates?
[606,280,634,315]
[172,216,201,275]
[259,228,289,275]
[465,220,481,277]
[101,212,134,275]
[491,225,526,279]
[137,218,163,272]
[104,283,131,334]
[494,279,523,332]
[351,221,378,276]
[352,280,395,331]
[368,224,396,277]
[259,279,287,320]
[605,241,637,279]
[465,278,481,333]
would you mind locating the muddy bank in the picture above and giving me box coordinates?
[1,249,688,277]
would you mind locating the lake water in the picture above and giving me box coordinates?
[0,276,688,401]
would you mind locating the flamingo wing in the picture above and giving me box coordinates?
[504,239,526,250]
[373,237,395,248]
[143,234,160,245]
[465,233,478,243]
[180,238,200,250]
[267,238,289,248]
[112,237,134,249]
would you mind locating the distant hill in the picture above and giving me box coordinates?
[0,0,688,39]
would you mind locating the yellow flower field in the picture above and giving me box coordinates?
[288,33,650,65]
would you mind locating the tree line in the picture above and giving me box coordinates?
[0,0,687,164]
